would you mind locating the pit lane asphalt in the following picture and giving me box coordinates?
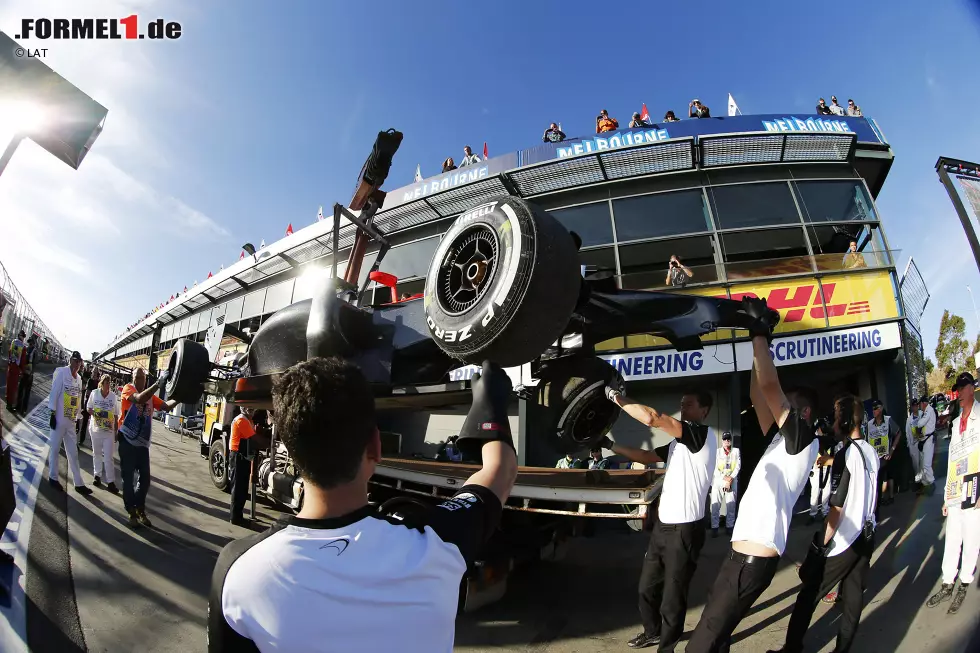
[3,367,979,652]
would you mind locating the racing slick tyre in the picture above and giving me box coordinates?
[209,438,229,491]
[535,355,624,454]
[164,339,210,404]
[423,196,580,368]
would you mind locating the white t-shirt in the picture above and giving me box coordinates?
[212,485,501,653]
[87,390,118,434]
[731,411,819,554]
[827,439,879,556]
[658,423,716,524]
[47,366,82,422]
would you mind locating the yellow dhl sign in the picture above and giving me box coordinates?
[602,270,899,351]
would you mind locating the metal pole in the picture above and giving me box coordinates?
[937,161,980,276]
[0,135,23,178]
[968,286,980,331]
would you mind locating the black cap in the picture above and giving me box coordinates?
[70,351,82,361]
[17,330,25,338]
[953,372,976,391]
[871,399,883,409]
[918,395,930,404]
[722,431,732,441]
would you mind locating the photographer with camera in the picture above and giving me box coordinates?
[665,255,693,288]
[208,358,517,652]
[767,394,878,653]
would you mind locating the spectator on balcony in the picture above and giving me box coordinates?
[666,255,694,288]
[459,146,481,168]
[629,112,649,128]
[829,96,846,116]
[664,110,680,122]
[689,99,711,118]
[846,99,863,117]
[842,241,868,269]
[542,123,566,143]
[816,98,833,115]
[596,109,619,134]
[441,157,457,173]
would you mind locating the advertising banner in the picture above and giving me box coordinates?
[734,321,902,370]
[382,152,520,212]
[520,114,883,166]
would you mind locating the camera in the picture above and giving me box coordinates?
[814,416,832,435]
[670,260,678,267]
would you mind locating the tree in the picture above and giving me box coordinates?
[925,357,935,374]
[927,365,948,395]
[935,310,970,375]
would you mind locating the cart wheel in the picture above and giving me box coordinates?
[535,355,624,454]
[423,196,580,368]
[209,439,229,491]
[165,339,210,404]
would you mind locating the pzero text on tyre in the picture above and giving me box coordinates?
[535,355,624,454]
[164,338,210,404]
[423,196,580,368]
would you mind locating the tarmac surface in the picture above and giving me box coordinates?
[1,365,979,652]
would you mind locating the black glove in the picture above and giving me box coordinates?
[597,435,614,450]
[49,412,57,430]
[156,369,171,387]
[458,361,513,459]
[742,296,778,342]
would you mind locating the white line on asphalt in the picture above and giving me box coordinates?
[0,399,54,653]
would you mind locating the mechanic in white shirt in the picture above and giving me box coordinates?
[47,351,92,495]
[86,373,119,494]
[769,394,879,653]
[911,395,937,493]
[687,297,819,653]
[710,431,740,536]
[208,359,517,653]
[600,388,717,651]
[926,373,980,616]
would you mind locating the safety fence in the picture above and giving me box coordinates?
[0,259,65,363]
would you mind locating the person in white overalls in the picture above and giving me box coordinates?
[47,351,92,495]
[927,373,980,615]
[910,395,938,494]
[710,431,740,536]
[86,373,119,494]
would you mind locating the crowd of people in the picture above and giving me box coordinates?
[816,95,863,117]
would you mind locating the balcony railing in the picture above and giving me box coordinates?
[610,249,898,292]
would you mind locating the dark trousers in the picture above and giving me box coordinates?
[119,439,151,512]
[686,550,780,653]
[15,373,32,412]
[783,536,872,653]
[0,448,15,530]
[638,518,706,651]
[228,450,251,521]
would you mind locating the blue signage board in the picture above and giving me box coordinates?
[519,114,884,166]
[383,152,519,212]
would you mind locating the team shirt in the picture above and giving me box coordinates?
[658,423,716,524]
[119,383,165,447]
[229,415,255,452]
[87,390,119,434]
[827,439,879,555]
[867,415,899,458]
[47,366,83,422]
[731,410,819,554]
[210,484,502,653]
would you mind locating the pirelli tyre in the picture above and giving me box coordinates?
[535,355,624,454]
[163,338,210,405]
[423,196,580,368]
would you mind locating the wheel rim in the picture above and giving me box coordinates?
[568,397,618,445]
[437,226,499,316]
[211,450,225,479]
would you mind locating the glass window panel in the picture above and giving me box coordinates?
[197,308,213,332]
[224,295,244,323]
[187,312,201,336]
[612,190,710,242]
[580,247,617,276]
[721,227,812,279]
[379,237,440,280]
[548,203,613,247]
[809,224,890,271]
[795,180,875,223]
[241,289,267,321]
[263,279,295,315]
[709,182,801,229]
[618,236,717,290]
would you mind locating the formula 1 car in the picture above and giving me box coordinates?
[164,129,776,454]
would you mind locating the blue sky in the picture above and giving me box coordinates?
[1,0,980,362]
